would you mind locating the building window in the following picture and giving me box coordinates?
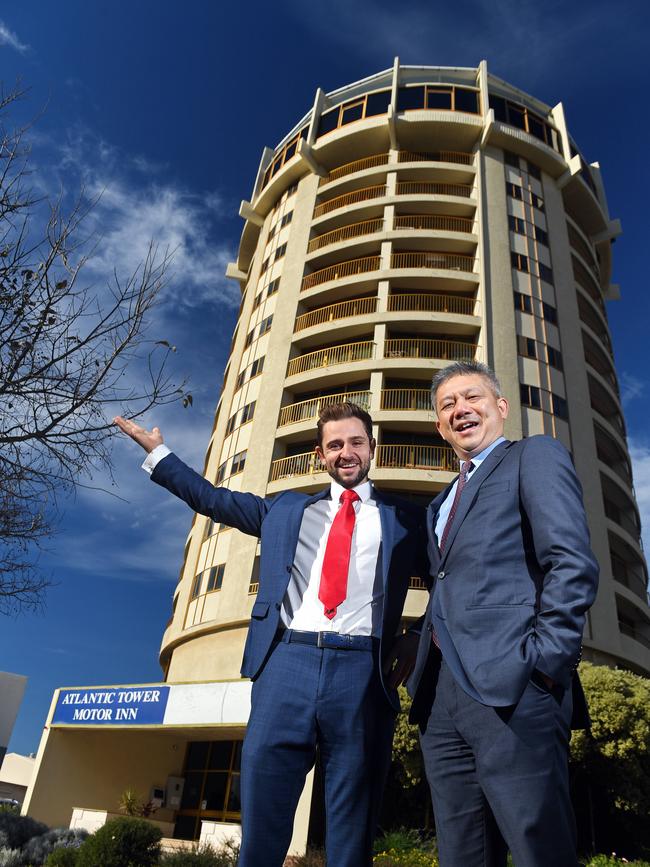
[225,413,237,436]
[191,573,202,599]
[527,161,542,180]
[546,346,563,370]
[514,291,533,313]
[520,384,542,409]
[518,336,537,358]
[489,93,561,153]
[530,192,544,211]
[244,328,255,348]
[231,450,247,475]
[508,215,525,235]
[206,564,225,592]
[552,393,569,420]
[504,151,520,169]
[260,255,270,275]
[252,292,263,311]
[511,252,529,272]
[317,89,393,138]
[215,461,228,485]
[267,278,280,297]
[280,211,293,228]
[286,181,298,198]
[175,740,243,839]
[506,182,523,201]
[235,356,265,392]
[533,224,549,246]
[274,243,287,261]
[259,315,273,336]
[267,224,277,241]
[261,129,308,189]
[542,301,558,324]
[396,84,480,114]
[538,262,554,284]
[241,401,256,425]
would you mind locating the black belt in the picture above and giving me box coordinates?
[275,629,378,651]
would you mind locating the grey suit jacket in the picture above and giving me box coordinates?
[409,436,599,725]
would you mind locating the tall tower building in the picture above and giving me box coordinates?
[24,60,650,847]
[161,61,649,691]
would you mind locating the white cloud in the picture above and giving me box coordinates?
[620,371,645,405]
[0,20,28,53]
[629,439,650,556]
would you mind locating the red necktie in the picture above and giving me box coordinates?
[319,489,360,620]
[439,460,473,553]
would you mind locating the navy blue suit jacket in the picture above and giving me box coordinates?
[152,453,427,711]
[409,436,599,725]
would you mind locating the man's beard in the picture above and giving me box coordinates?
[330,457,371,489]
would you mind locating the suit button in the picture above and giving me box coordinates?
[437,571,446,580]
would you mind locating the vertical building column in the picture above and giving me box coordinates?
[370,370,383,414]
[377,279,390,312]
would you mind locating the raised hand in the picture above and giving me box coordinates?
[113,416,164,454]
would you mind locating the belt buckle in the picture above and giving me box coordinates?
[317,631,339,649]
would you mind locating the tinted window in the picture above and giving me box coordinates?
[317,109,339,137]
[507,104,526,130]
[341,102,364,124]
[490,95,507,122]
[454,88,479,113]
[427,88,452,110]
[365,89,391,117]
[397,86,425,111]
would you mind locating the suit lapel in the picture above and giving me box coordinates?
[426,484,454,572]
[439,440,511,563]
[373,489,395,589]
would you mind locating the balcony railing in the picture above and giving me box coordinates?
[301,255,382,291]
[384,338,476,361]
[393,213,475,234]
[396,180,473,198]
[375,444,457,471]
[398,150,473,165]
[269,451,320,482]
[287,341,375,377]
[320,153,390,184]
[278,390,372,427]
[308,218,385,253]
[390,251,475,273]
[387,293,476,316]
[313,184,387,218]
[380,389,431,411]
[295,296,379,331]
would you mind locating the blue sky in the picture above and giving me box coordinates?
[2,0,649,755]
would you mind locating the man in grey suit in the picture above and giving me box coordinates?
[409,361,599,867]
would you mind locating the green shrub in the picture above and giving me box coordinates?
[0,812,49,849]
[373,850,438,867]
[45,847,80,867]
[75,817,161,867]
[374,829,436,856]
[23,827,87,865]
[159,839,239,866]
[584,856,650,867]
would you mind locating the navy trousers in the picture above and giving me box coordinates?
[238,638,395,867]
[420,660,577,867]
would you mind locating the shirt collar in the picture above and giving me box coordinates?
[329,478,373,503]
[466,436,506,471]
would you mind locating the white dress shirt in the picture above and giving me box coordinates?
[142,446,383,636]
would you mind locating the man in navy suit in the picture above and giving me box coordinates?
[408,361,599,867]
[115,402,426,867]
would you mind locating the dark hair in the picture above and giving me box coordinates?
[316,402,374,446]
[431,361,502,410]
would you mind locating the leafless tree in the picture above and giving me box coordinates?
[0,85,186,614]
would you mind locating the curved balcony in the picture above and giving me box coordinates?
[320,153,390,184]
[270,451,321,483]
[387,292,477,316]
[301,255,381,291]
[375,444,456,471]
[396,180,474,199]
[397,150,473,166]
[287,340,375,377]
[307,218,385,253]
[314,185,387,219]
[383,337,476,362]
[390,251,475,273]
[393,214,475,234]
[380,388,431,411]
[295,296,378,332]
[278,390,372,427]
